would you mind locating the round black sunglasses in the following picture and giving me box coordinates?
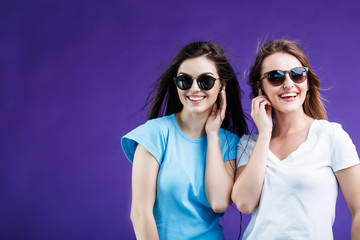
[174,73,219,91]
[260,67,308,86]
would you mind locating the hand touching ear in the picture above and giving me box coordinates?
[205,84,227,135]
[251,93,273,136]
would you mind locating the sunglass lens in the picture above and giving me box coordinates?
[175,75,192,90]
[197,75,216,90]
[290,67,307,83]
[267,70,285,86]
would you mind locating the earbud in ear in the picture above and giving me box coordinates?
[258,88,262,96]
[220,84,223,91]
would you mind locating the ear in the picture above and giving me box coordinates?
[256,81,262,96]
[219,81,225,92]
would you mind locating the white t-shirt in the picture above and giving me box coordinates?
[236,120,359,240]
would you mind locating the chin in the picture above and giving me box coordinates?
[187,106,212,115]
[277,106,304,114]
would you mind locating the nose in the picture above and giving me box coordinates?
[282,73,294,89]
[189,78,201,92]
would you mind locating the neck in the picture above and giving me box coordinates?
[272,109,314,137]
[175,109,209,139]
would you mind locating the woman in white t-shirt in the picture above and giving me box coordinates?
[232,40,360,239]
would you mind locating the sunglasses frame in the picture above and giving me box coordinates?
[174,73,220,91]
[260,67,309,86]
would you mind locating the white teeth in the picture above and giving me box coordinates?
[189,96,205,101]
[280,93,297,98]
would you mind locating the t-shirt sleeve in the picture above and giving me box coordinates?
[236,134,256,168]
[220,131,240,161]
[331,123,360,172]
[121,119,167,165]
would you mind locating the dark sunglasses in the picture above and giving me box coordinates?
[260,67,308,86]
[174,73,219,91]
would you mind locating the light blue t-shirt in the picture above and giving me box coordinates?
[122,113,239,240]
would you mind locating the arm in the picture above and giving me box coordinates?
[231,95,273,214]
[205,132,235,213]
[130,144,160,240]
[335,164,360,240]
[205,85,235,213]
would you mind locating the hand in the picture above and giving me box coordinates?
[205,85,227,136]
[251,94,272,136]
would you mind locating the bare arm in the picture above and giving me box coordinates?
[335,164,360,240]
[205,85,235,213]
[130,144,160,240]
[231,95,272,214]
[205,131,235,213]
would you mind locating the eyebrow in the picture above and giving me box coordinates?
[178,72,215,76]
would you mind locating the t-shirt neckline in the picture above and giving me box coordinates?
[269,119,318,162]
[170,113,207,143]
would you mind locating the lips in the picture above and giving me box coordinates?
[188,96,205,101]
[280,92,297,98]
[187,95,206,103]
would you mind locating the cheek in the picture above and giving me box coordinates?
[176,89,186,104]
[262,85,272,97]
[209,88,220,103]
[303,79,309,90]
[300,81,309,93]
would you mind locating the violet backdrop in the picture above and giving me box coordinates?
[1,0,360,239]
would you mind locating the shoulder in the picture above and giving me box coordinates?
[124,114,177,141]
[317,120,360,171]
[237,133,257,150]
[144,114,174,129]
[315,119,341,130]
[218,129,241,161]
[314,119,357,155]
[236,133,257,166]
[130,114,175,136]
[219,128,240,144]
[314,119,348,139]
[121,114,175,164]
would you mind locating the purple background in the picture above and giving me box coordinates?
[1,0,359,239]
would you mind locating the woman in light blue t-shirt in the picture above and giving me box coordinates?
[232,40,360,239]
[121,41,248,239]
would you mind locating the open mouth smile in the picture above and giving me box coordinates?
[280,92,297,99]
[187,96,206,102]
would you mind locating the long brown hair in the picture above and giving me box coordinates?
[248,40,327,120]
[145,41,249,137]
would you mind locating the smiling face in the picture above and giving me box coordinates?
[261,52,308,115]
[176,56,222,116]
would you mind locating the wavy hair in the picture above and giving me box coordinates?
[248,40,327,120]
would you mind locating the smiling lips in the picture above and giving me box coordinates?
[280,92,297,98]
[187,96,206,103]
[280,92,298,101]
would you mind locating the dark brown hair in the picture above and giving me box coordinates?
[248,40,327,120]
[145,41,248,137]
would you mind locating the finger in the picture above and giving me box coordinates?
[261,98,271,107]
[254,95,268,102]
[251,97,257,113]
[251,96,263,112]
[265,104,272,115]
[210,103,217,115]
[259,100,268,111]
[260,97,272,109]
[252,96,268,112]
